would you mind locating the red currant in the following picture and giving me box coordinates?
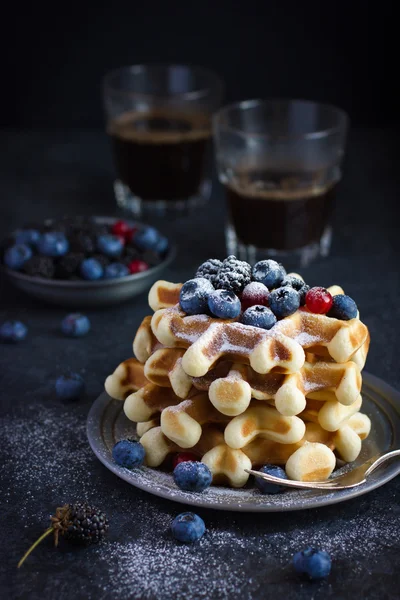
[111,220,131,237]
[305,287,333,314]
[241,282,269,311]
[128,259,149,274]
[172,452,199,469]
[116,235,126,246]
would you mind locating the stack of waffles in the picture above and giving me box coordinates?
[105,279,371,487]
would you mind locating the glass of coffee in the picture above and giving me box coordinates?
[103,64,223,216]
[213,99,349,267]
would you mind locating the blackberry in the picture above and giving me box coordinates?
[195,258,222,286]
[123,245,141,263]
[90,253,111,269]
[55,252,85,279]
[214,255,251,294]
[22,256,55,278]
[69,232,95,254]
[18,502,109,568]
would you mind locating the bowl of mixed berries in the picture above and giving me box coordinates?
[0,216,175,307]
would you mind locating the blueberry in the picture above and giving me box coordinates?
[268,286,300,318]
[173,461,212,492]
[61,313,91,337]
[153,235,169,255]
[104,262,130,279]
[97,234,124,258]
[171,512,206,543]
[0,320,27,343]
[241,305,277,330]
[14,229,41,247]
[38,232,69,257]
[281,275,310,306]
[179,278,214,315]
[254,464,288,494]
[293,547,332,580]
[4,244,32,270]
[55,372,85,400]
[112,439,145,468]
[252,260,286,289]
[133,226,160,251]
[80,258,104,280]
[328,294,358,320]
[207,289,241,319]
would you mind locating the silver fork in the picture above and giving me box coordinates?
[245,449,400,491]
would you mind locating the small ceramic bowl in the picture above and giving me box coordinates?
[0,216,176,308]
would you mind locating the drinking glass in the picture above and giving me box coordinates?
[213,99,349,267]
[103,64,223,216]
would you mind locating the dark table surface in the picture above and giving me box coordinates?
[1,128,399,600]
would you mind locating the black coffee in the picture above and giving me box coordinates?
[225,169,337,251]
[108,110,212,201]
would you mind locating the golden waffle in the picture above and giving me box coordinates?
[140,424,224,467]
[144,348,192,399]
[105,358,148,400]
[136,418,159,437]
[160,393,230,448]
[148,280,182,311]
[133,316,162,363]
[124,384,187,422]
[285,443,337,481]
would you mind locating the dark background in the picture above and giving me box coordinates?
[1,0,397,129]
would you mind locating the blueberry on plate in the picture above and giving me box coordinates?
[38,232,69,257]
[207,289,241,319]
[179,278,214,315]
[97,234,124,258]
[241,305,277,330]
[80,258,104,280]
[104,262,130,279]
[252,260,286,289]
[61,313,91,337]
[4,244,32,270]
[171,512,206,543]
[112,439,145,468]
[133,226,160,251]
[328,294,358,320]
[173,461,212,492]
[254,464,288,494]
[268,286,300,318]
[0,320,27,343]
[293,547,332,580]
[14,229,41,247]
[55,372,85,400]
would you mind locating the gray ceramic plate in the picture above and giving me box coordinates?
[0,217,175,307]
[87,372,400,512]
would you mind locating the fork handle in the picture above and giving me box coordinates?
[365,449,400,477]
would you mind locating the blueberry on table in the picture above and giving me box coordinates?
[4,244,32,270]
[254,464,288,494]
[252,260,286,289]
[207,289,241,319]
[112,439,145,468]
[293,547,332,580]
[241,305,277,330]
[97,234,124,258]
[268,286,300,318]
[14,229,41,247]
[179,278,214,315]
[55,373,85,400]
[104,262,130,279]
[173,461,212,492]
[171,512,206,543]
[328,294,358,320]
[61,313,91,337]
[80,258,104,280]
[38,232,69,257]
[0,320,27,343]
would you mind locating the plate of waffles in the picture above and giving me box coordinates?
[88,258,400,511]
